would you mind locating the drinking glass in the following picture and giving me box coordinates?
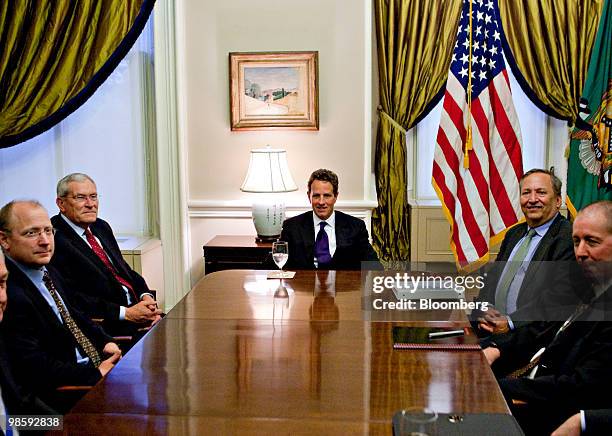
[398,408,438,436]
[272,241,289,277]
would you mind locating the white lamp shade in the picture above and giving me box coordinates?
[240,147,298,193]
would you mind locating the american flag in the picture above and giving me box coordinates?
[432,0,523,272]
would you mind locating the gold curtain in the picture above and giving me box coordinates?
[498,0,604,121]
[372,0,461,261]
[0,0,153,147]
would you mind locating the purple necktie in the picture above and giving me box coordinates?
[314,222,332,266]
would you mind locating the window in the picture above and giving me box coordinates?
[409,65,567,203]
[0,20,156,235]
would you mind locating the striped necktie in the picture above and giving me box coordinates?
[507,303,590,379]
[42,271,102,367]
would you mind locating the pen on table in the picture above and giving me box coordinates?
[428,330,465,339]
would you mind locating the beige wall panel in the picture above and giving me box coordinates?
[189,217,256,285]
[424,215,454,256]
[182,0,366,203]
[410,205,502,264]
[411,206,454,262]
[119,238,166,308]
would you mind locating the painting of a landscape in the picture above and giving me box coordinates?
[229,51,318,130]
[244,67,304,116]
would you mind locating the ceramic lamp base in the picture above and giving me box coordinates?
[252,201,285,242]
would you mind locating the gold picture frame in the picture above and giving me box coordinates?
[229,51,319,130]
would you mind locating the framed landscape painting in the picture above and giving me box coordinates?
[229,51,319,130]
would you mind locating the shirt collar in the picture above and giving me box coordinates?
[6,254,45,283]
[313,211,336,229]
[60,213,88,237]
[594,279,612,299]
[529,212,558,237]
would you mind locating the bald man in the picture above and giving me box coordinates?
[0,250,58,420]
[0,200,121,410]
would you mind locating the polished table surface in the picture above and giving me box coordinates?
[59,270,509,434]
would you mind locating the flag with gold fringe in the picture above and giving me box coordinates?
[567,0,612,217]
[432,0,524,273]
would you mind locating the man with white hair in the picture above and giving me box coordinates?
[51,173,161,337]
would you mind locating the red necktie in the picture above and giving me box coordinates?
[85,228,138,303]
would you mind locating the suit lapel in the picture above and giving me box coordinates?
[529,214,561,262]
[90,223,128,277]
[334,212,350,251]
[517,215,562,303]
[6,260,67,333]
[502,223,528,261]
[54,215,109,275]
[300,213,315,262]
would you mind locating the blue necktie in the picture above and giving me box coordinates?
[314,222,332,266]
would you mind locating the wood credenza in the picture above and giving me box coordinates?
[203,235,275,274]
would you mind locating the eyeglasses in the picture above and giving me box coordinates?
[64,194,99,203]
[21,228,56,239]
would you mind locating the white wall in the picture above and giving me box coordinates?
[177,0,373,283]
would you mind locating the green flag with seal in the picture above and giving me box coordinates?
[567,0,612,218]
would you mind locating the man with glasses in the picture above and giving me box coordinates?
[0,249,58,424]
[50,173,161,338]
[0,200,121,411]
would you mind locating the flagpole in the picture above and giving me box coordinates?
[464,0,474,169]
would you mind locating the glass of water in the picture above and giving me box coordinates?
[398,408,438,435]
[272,241,289,277]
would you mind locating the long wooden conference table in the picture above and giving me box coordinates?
[59,269,509,434]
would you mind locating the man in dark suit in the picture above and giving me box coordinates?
[0,250,58,424]
[476,168,579,335]
[0,200,121,411]
[280,169,379,270]
[0,249,58,419]
[50,173,161,336]
[483,201,612,435]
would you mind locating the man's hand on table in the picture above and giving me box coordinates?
[483,347,500,366]
[478,307,510,334]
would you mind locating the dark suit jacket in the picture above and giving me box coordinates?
[50,214,151,321]
[279,210,380,270]
[0,259,111,406]
[476,214,582,322]
[585,409,612,435]
[0,336,57,416]
[495,286,612,433]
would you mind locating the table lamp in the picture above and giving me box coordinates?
[241,146,298,241]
